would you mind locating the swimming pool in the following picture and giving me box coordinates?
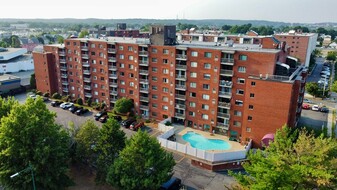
[182,131,231,150]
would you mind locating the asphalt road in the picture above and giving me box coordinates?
[306,57,324,83]
[298,109,328,131]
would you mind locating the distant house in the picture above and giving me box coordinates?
[329,42,337,49]
[20,37,41,53]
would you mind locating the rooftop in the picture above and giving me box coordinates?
[0,48,27,61]
[0,74,20,82]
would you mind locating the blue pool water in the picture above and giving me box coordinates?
[182,131,231,150]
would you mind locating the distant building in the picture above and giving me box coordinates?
[0,48,34,73]
[19,37,41,53]
[322,35,332,47]
[10,24,29,30]
[0,74,21,93]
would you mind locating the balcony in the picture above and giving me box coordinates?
[83,70,90,75]
[108,48,116,53]
[62,81,69,85]
[217,112,230,119]
[83,77,91,83]
[221,58,234,65]
[216,122,229,130]
[84,85,91,90]
[110,98,118,103]
[59,59,66,63]
[140,96,149,102]
[139,70,149,75]
[81,54,89,59]
[110,90,118,95]
[176,64,187,70]
[175,94,186,100]
[61,74,68,78]
[81,46,88,51]
[220,69,234,77]
[62,88,69,92]
[59,51,65,56]
[139,60,149,66]
[60,66,67,71]
[139,51,148,57]
[175,113,185,119]
[108,66,117,71]
[109,74,118,79]
[140,105,149,110]
[140,88,149,93]
[175,104,186,109]
[218,91,232,98]
[85,93,92,98]
[109,82,118,87]
[108,57,117,62]
[139,79,149,84]
[219,80,233,88]
[175,85,186,90]
[175,75,187,81]
[82,62,90,67]
[218,102,231,109]
[176,54,187,60]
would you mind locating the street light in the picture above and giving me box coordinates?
[10,163,36,190]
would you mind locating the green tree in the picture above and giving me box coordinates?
[0,41,8,48]
[30,73,36,89]
[76,98,83,105]
[306,82,320,97]
[74,120,100,167]
[331,81,337,93]
[10,35,21,48]
[95,118,126,184]
[230,126,337,190]
[0,98,72,189]
[52,92,62,99]
[79,30,89,38]
[114,97,133,114]
[326,51,337,62]
[107,131,175,190]
[57,35,64,44]
[221,25,232,30]
[0,97,18,121]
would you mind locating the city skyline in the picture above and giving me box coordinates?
[1,0,337,24]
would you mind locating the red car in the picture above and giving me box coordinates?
[302,104,310,110]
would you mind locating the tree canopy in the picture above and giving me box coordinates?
[107,131,175,190]
[326,51,337,62]
[114,97,133,114]
[79,30,89,38]
[0,97,72,190]
[231,126,337,190]
[95,118,126,184]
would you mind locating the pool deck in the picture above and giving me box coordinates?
[174,127,246,153]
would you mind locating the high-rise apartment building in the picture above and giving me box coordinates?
[33,26,307,147]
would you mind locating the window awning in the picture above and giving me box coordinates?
[276,62,290,70]
[287,56,298,62]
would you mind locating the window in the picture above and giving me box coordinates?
[99,52,104,57]
[152,103,158,108]
[152,58,157,63]
[100,69,104,73]
[120,72,124,76]
[128,46,133,51]
[128,64,134,69]
[234,121,241,127]
[128,55,133,60]
[246,127,251,132]
[189,102,196,108]
[238,66,246,73]
[204,63,211,69]
[92,68,97,72]
[90,44,95,48]
[163,87,169,92]
[94,91,98,95]
[202,104,209,110]
[189,111,195,117]
[201,114,209,120]
[93,76,97,80]
[100,77,104,81]
[250,93,255,98]
[120,63,125,68]
[237,89,244,95]
[248,116,252,121]
[162,69,169,74]
[152,76,158,81]
[234,110,242,116]
[163,59,168,64]
[204,74,211,79]
[152,48,157,53]
[235,100,243,106]
[152,94,158,99]
[204,52,212,58]
[239,55,247,61]
[91,52,95,56]
[119,45,123,50]
[129,82,134,87]
[152,67,158,72]
[162,78,169,83]
[99,60,103,65]
[190,82,197,88]
[202,94,210,100]
[163,49,169,54]
[251,81,256,86]
[162,96,169,102]
[190,72,197,78]
[94,83,98,88]
[203,84,210,90]
[190,62,197,67]
[119,54,124,59]
[191,51,198,57]
[120,80,125,85]
[162,105,168,110]
[91,59,96,64]
[152,86,158,90]
[189,92,196,97]
[238,78,245,84]
[101,92,105,96]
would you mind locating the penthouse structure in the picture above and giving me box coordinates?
[33,26,307,147]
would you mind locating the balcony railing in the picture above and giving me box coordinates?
[82,62,90,67]
[61,74,68,78]
[139,70,149,75]
[176,54,187,60]
[62,88,69,92]
[216,122,229,130]
[221,58,234,65]
[61,81,69,85]
[139,60,149,66]
[109,82,118,87]
[81,46,88,51]
[175,75,187,80]
[83,78,91,83]
[139,79,149,83]
[109,74,118,79]
[219,80,233,87]
[108,48,116,53]
[218,102,231,108]
[220,69,234,76]
[175,104,186,109]
[175,85,186,90]
[84,85,91,90]
[139,51,148,56]
[60,66,67,71]
[140,88,149,93]
[176,65,187,70]
[59,59,66,63]
[108,66,117,71]
[175,94,186,100]
[175,113,185,118]
[217,112,230,118]
[140,105,149,110]
[110,90,118,95]
[140,97,149,102]
[108,57,116,62]
[85,93,92,98]
[110,98,118,103]
[218,91,232,98]
[81,54,89,59]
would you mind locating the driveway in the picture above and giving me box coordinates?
[306,57,324,83]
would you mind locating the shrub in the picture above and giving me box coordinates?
[52,93,62,99]
[114,98,133,114]
[43,92,50,97]
[165,121,172,126]
[145,119,151,123]
[76,98,83,105]
[86,97,92,106]
[36,91,43,96]
[62,95,71,102]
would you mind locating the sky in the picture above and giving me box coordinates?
[1,0,337,23]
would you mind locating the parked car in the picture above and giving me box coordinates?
[69,106,80,113]
[29,94,48,101]
[320,107,329,113]
[94,111,107,120]
[99,115,109,123]
[130,121,144,131]
[75,107,89,115]
[159,177,182,190]
[121,118,136,128]
[60,102,74,109]
[112,116,122,122]
[311,105,320,111]
[303,99,313,104]
[302,104,310,110]
[51,100,63,107]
